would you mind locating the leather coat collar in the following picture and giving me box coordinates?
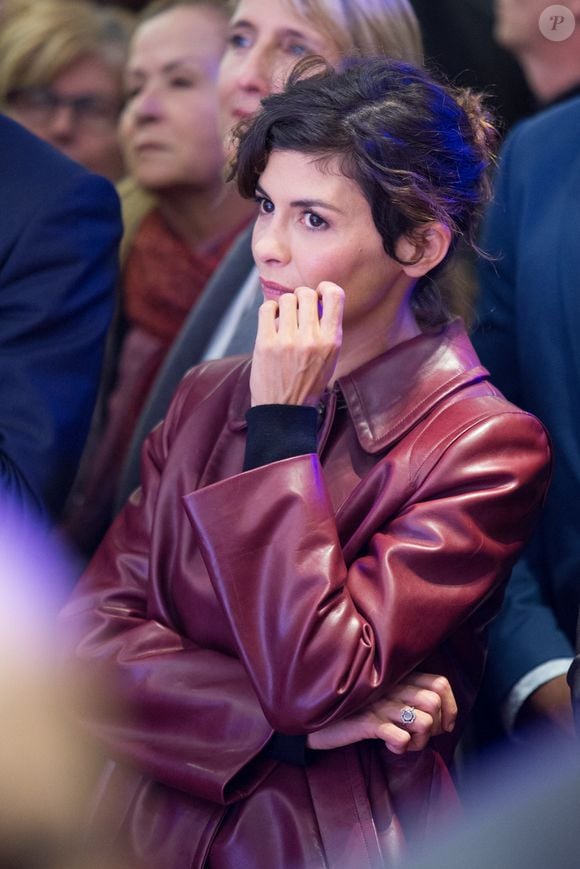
[229,319,489,454]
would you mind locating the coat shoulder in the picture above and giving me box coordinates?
[409,385,551,488]
[165,356,252,433]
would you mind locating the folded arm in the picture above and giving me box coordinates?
[60,399,274,806]
[185,410,550,733]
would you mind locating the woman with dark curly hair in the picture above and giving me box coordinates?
[62,59,551,868]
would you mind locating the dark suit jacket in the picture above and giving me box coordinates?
[570,623,580,730]
[0,114,121,518]
[472,96,580,705]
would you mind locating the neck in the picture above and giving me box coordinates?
[334,287,421,381]
[157,180,256,252]
[518,49,580,104]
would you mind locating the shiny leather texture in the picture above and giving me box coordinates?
[61,320,551,868]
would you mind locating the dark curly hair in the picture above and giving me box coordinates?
[233,57,497,327]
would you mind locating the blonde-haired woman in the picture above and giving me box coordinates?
[266,0,422,61]
[0,0,133,180]
[218,0,422,141]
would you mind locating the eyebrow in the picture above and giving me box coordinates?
[256,182,344,214]
[230,19,318,43]
[126,57,200,78]
[229,19,254,30]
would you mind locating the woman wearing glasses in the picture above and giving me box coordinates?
[0,0,133,180]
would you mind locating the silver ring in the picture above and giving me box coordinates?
[400,705,416,725]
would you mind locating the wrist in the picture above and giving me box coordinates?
[243,404,318,471]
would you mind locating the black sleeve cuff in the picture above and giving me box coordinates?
[243,404,318,471]
[263,732,309,766]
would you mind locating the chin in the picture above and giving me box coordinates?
[494,21,516,50]
[134,172,175,193]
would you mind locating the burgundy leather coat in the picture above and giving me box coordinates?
[62,320,551,868]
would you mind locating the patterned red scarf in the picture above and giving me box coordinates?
[123,207,249,342]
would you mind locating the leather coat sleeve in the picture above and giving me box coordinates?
[184,410,550,734]
[60,404,274,806]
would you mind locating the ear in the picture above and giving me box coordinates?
[395,222,452,278]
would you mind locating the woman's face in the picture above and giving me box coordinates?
[7,53,125,181]
[218,0,341,138]
[252,149,413,335]
[120,5,227,193]
[494,0,547,53]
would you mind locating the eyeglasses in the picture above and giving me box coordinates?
[5,88,122,132]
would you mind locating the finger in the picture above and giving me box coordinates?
[374,722,412,755]
[317,281,344,339]
[306,713,376,750]
[404,673,457,733]
[256,300,279,343]
[371,699,436,749]
[276,291,298,337]
[403,709,437,751]
[294,286,320,334]
[389,709,435,752]
[395,687,443,736]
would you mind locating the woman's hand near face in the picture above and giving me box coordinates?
[250,281,344,407]
[306,673,457,755]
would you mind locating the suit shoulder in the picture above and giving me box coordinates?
[0,114,117,203]
[506,95,580,155]
[0,115,77,176]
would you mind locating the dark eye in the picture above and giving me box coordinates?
[256,194,274,214]
[304,211,326,229]
[228,30,251,50]
[73,95,120,123]
[281,37,310,57]
[171,76,195,89]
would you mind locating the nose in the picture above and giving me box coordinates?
[234,45,272,96]
[131,84,164,123]
[47,104,76,140]
[252,217,290,267]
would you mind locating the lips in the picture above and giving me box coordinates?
[133,140,169,153]
[259,278,294,301]
[230,105,259,123]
